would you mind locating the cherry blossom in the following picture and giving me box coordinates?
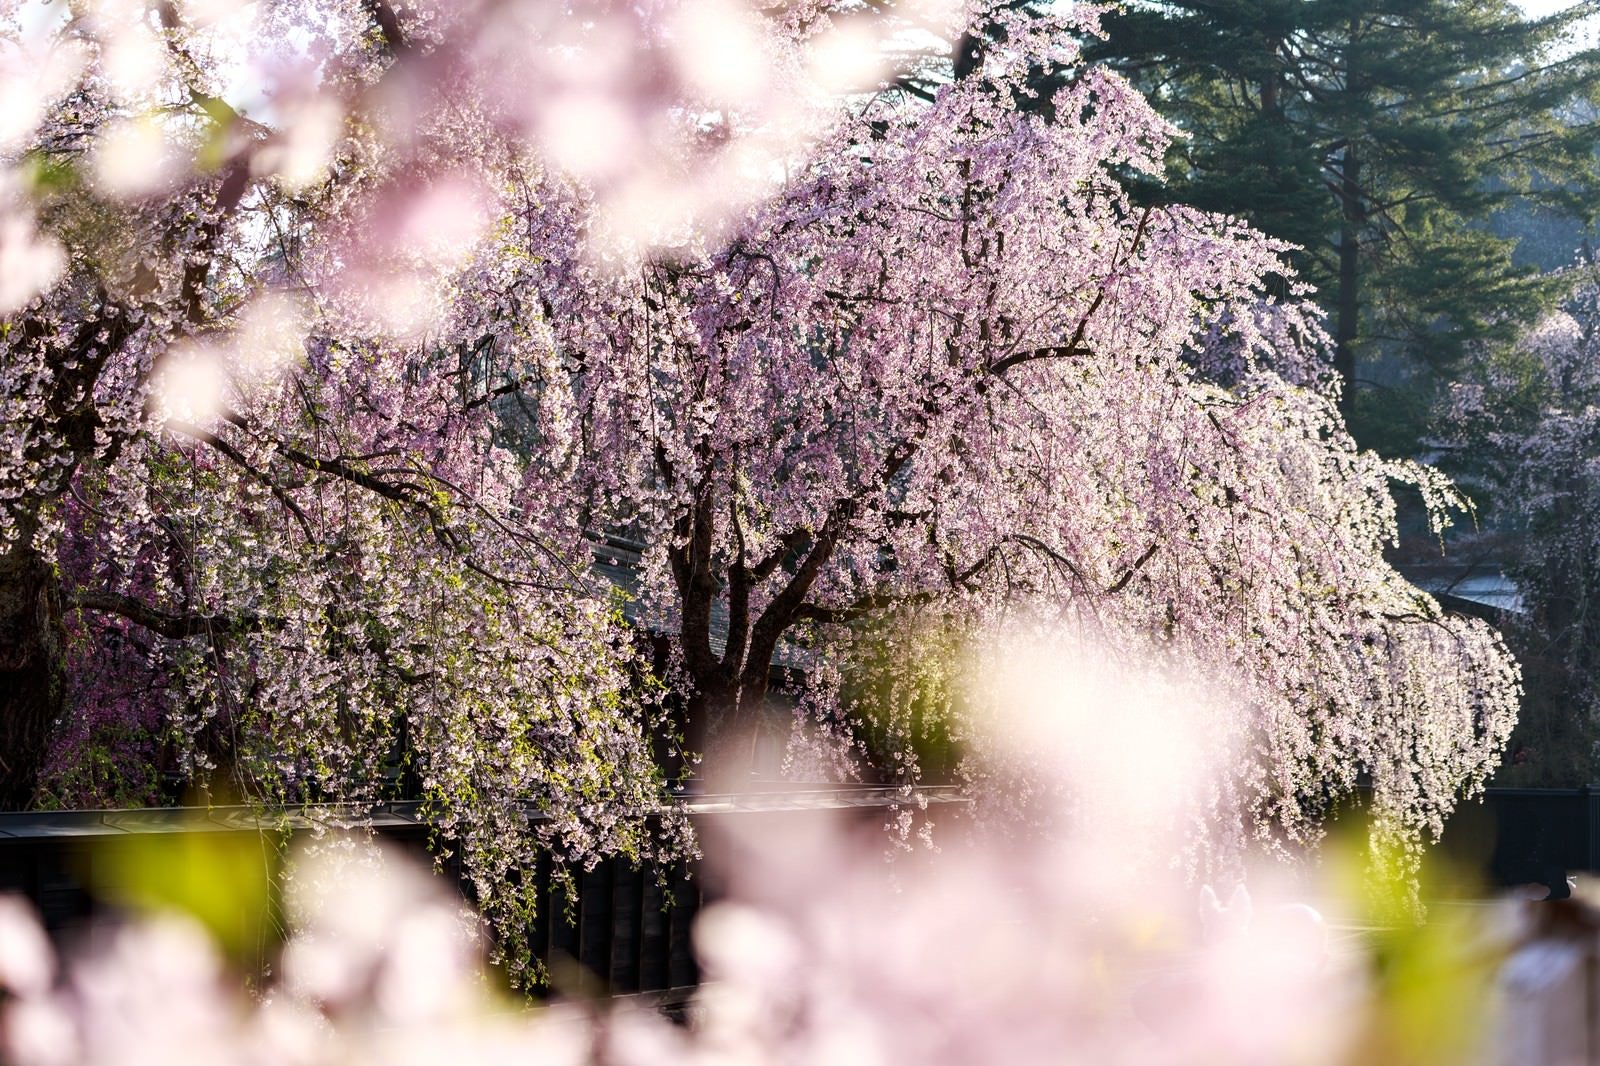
[510,5,1517,854]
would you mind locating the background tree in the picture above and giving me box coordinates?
[1085,0,1600,440]
[1436,259,1600,785]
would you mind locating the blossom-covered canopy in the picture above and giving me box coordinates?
[0,0,1517,948]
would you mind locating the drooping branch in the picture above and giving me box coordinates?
[68,590,276,639]
[174,422,317,543]
[173,420,579,593]
[1106,542,1160,594]
[793,588,940,626]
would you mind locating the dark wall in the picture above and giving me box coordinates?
[1438,787,1600,891]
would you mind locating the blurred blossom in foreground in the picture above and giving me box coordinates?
[320,174,492,338]
[151,344,229,426]
[0,0,958,318]
[0,209,64,315]
[0,33,83,153]
[0,635,1535,1066]
[147,293,307,425]
[91,117,179,200]
[959,629,1244,864]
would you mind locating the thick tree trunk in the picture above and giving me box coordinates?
[682,670,771,788]
[681,678,722,775]
[0,543,62,809]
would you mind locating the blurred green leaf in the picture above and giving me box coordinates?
[21,151,79,194]
[94,819,287,967]
[1326,818,1504,1066]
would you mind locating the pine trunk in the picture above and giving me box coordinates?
[1335,144,1362,422]
[1334,22,1364,424]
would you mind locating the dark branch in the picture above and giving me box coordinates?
[171,421,316,542]
[1106,541,1160,594]
[363,0,409,53]
[70,591,275,639]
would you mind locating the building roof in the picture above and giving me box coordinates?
[0,787,970,839]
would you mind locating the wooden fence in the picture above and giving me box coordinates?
[0,786,968,1001]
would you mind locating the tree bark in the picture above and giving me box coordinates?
[682,670,770,787]
[1334,19,1364,424]
[1335,143,1362,423]
[1261,36,1281,118]
[0,542,62,809]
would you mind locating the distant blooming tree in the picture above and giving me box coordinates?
[1438,262,1600,786]
[1,0,1517,923]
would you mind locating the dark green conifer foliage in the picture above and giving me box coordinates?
[1085,0,1600,434]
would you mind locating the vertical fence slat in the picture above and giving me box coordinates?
[609,859,643,994]
[578,863,613,995]
[639,870,671,992]
[1587,785,1600,872]
[548,860,579,981]
[530,849,553,981]
[667,863,699,990]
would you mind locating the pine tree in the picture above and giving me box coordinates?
[1086,0,1600,432]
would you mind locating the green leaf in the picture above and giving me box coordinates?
[94,816,287,967]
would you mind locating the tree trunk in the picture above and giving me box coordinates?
[0,543,62,809]
[1261,37,1281,117]
[1335,143,1362,423]
[1334,20,1364,424]
[682,666,774,789]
